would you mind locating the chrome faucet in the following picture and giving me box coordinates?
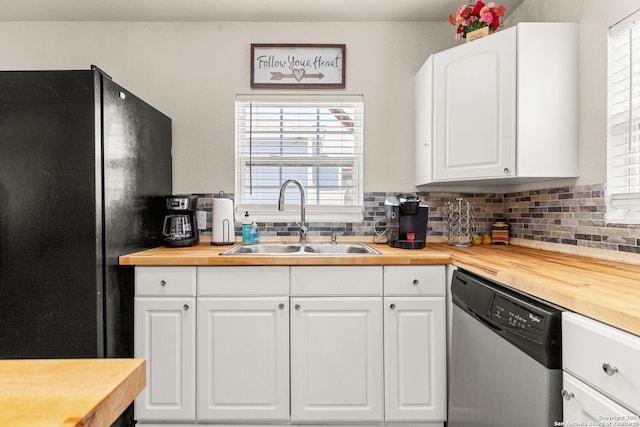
[278,179,307,244]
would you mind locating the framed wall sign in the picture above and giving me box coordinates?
[251,44,346,89]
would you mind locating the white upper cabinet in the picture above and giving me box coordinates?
[415,22,579,185]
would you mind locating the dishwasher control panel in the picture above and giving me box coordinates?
[491,295,545,342]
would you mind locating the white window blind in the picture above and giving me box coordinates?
[235,95,364,222]
[608,9,640,223]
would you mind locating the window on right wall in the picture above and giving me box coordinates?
[607,8,640,224]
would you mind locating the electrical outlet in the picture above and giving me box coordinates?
[196,210,207,230]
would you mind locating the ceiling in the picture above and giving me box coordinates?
[0,0,525,22]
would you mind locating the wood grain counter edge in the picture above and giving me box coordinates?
[119,242,640,337]
[0,358,146,427]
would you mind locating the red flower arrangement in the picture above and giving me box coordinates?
[449,1,506,42]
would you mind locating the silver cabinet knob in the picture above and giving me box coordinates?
[561,389,574,400]
[412,279,419,286]
[160,280,166,286]
[183,304,189,310]
[279,303,285,310]
[295,304,301,310]
[602,363,619,376]
[390,304,396,310]
[503,168,510,174]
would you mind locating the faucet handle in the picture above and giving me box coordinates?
[297,222,308,234]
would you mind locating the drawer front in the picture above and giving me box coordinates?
[198,266,289,296]
[383,266,446,296]
[291,266,383,296]
[562,372,637,423]
[563,312,640,413]
[135,267,196,296]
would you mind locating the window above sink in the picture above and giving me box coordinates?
[234,95,364,223]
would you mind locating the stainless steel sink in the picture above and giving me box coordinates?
[220,244,301,255]
[303,243,380,254]
[220,243,380,255]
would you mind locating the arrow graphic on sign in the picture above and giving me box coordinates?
[270,69,325,82]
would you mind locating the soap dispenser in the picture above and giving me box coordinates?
[241,211,252,243]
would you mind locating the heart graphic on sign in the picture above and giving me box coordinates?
[292,68,306,82]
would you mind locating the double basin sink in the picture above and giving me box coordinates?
[221,243,381,256]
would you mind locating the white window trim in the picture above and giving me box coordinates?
[234,94,365,223]
[607,8,640,224]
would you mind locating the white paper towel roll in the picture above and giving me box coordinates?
[212,198,235,244]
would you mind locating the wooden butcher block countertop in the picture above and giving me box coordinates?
[118,241,451,266]
[0,358,145,427]
[444,244,640,337]
[120,241,640,337]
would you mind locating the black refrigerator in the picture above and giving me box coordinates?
[0,67,172,422]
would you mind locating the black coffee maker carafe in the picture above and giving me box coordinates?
[385,193,429,249]
[162,195,199,247]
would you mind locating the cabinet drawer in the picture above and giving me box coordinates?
[563,312,640,413]
[291,266,383,296]
[383,266,446,296]
[562,372,637,423]
[135,267,196,296]
[198,266,289,296]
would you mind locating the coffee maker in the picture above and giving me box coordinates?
[385,193,429,249]
[162,195,199,247]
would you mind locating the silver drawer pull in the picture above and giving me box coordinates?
[279,303,285,310]
[295,304,301,310]
[412,279,419,286]
[183,304,189,310]
[602,363,619,376]
[390,304,396,310]
[561,389,574,401]
[160,280,167,286]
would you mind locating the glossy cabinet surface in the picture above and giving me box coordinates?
[562,372,638,424]
[134,267,196,421]
[416,23,579,185]
[134,265,447,426]
[197,297,290,421]
[562,312,640,425]
[432,28,516,182]
[290,297,384,422]
[384,297,446,421]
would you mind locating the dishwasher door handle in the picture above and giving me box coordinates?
[469,309,501,332]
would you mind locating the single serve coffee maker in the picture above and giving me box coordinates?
[385,193,429,249]
[162,195,199,247]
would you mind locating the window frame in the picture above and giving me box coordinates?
[607,9,640,224]
[234,94,365,223]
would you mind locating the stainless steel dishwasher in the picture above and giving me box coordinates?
[448,269,563,427]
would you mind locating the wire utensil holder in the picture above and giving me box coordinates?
[447,198,475,246]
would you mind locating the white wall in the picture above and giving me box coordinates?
[0,20,452,194]
[3,0,637,195]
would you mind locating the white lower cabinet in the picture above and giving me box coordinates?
[134,264,447,426]
[383,266,447,422]
[197,297,289,421]
[384,297,446,421]
[134,267,197,421]
[562,312,640,423]
[562,372,637,423]
[290,297,384,422]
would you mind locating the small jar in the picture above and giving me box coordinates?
[491,221,509,245]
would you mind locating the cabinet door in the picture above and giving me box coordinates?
[290,297,383,422]
[563,373,638,423]
[197,297,290,421]
[415,56,434,186]
[134,297,196,421]
[432,28,516,181]
[384,297,446,421]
